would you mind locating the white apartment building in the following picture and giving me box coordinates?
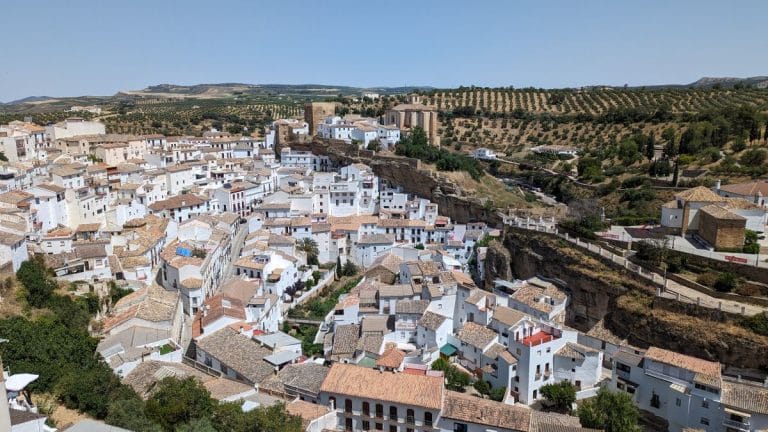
[45,118,105,141]
[611,346,768,432]
[318,363,444,432]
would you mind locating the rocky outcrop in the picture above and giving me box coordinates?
[483,240,513,288]
[496,227,768,369]
[292,139,502,225]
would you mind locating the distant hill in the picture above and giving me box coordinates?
[119,83,435,100]
[4,96,57,105]
[688,76,768,89]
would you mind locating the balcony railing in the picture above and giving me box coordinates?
[723,419,751,431]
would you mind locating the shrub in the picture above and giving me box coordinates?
[714,272,737,292]
[696,272,718,288]
[741,312,768,336]
[473,379,491,395]
[540,381,577,412]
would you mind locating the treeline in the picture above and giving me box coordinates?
[395,127,485,180]
[0,258,302,432]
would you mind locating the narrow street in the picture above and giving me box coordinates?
[221,223,248,282]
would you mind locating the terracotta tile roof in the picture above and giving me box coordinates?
[720,381,768,415]
[361,315,390,334]
[457,322,498,349]
[395,299,429,315]
[357,233,396,245]
[493,305,527,327]
[675,186,724,202]
[700,204,745,221]
[375,345,405,369]
[555,342,598,359]
[320,363,444,410]
[644,347,721,384]
[719,181,768,197]
[442,390,531,431]
[368,254,403,275]
[149,194,207,211]
[259,363,329,398]
[286,399,332,428]
[194,327,273,384]
[530,410,588,432]
[378,283,414,297]
[332,324,360,359]
[418,311,447,331]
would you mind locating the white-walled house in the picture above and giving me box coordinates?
[611,346,768,432]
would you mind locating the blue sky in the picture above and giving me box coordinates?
[1,0,767,102]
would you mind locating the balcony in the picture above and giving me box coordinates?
[723,419,751,431]
[521,331,557,347]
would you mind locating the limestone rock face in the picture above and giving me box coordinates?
[501,227,768,370]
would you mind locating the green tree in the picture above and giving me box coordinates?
[540,381,577,412]
[342,260,358,276]
[366,140,381,152]
[473,379,491,395]
[106,397,162,432]
[741,148,767,166]
[177,418,217,432]
[0,152,7,162]
[145,377,215,431]
[744,230,760,254]
[714,272,737,292]
[16,257,56,308]
[335,256,342,279]
[489,386,507,402]
[56,365,124,418]
[297,238,320,266]
[578,388,640,432]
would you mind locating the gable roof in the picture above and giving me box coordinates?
[320,363,444,410]
[442,390,531,431]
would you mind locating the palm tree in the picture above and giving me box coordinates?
[296,238,319,266]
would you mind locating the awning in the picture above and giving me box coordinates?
[440,343,458,356]
[724,407,751,417]
[670,383,689,394]
[5,373,39,391]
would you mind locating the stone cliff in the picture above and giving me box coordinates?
[488,227,768,370]
[292,139,503,225]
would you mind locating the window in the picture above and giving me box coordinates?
[389,426,397,432]
[345,418,353,432]
[650,393,661,409]
[329,397,336,410]
[362,402,370,417]
[345,399,352,414]
[389,406,397,421]
[363,421,370,430]
[675,398,681,407]
[453,423,468,432]
[375,423,383,430]
[375,404,383,418]
[702,400,709,409]
[424,412,433,427]
[700,418,710,426]
[406,408,415,424]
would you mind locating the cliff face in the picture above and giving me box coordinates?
[493,228,768,369]
[292,140,502,225]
